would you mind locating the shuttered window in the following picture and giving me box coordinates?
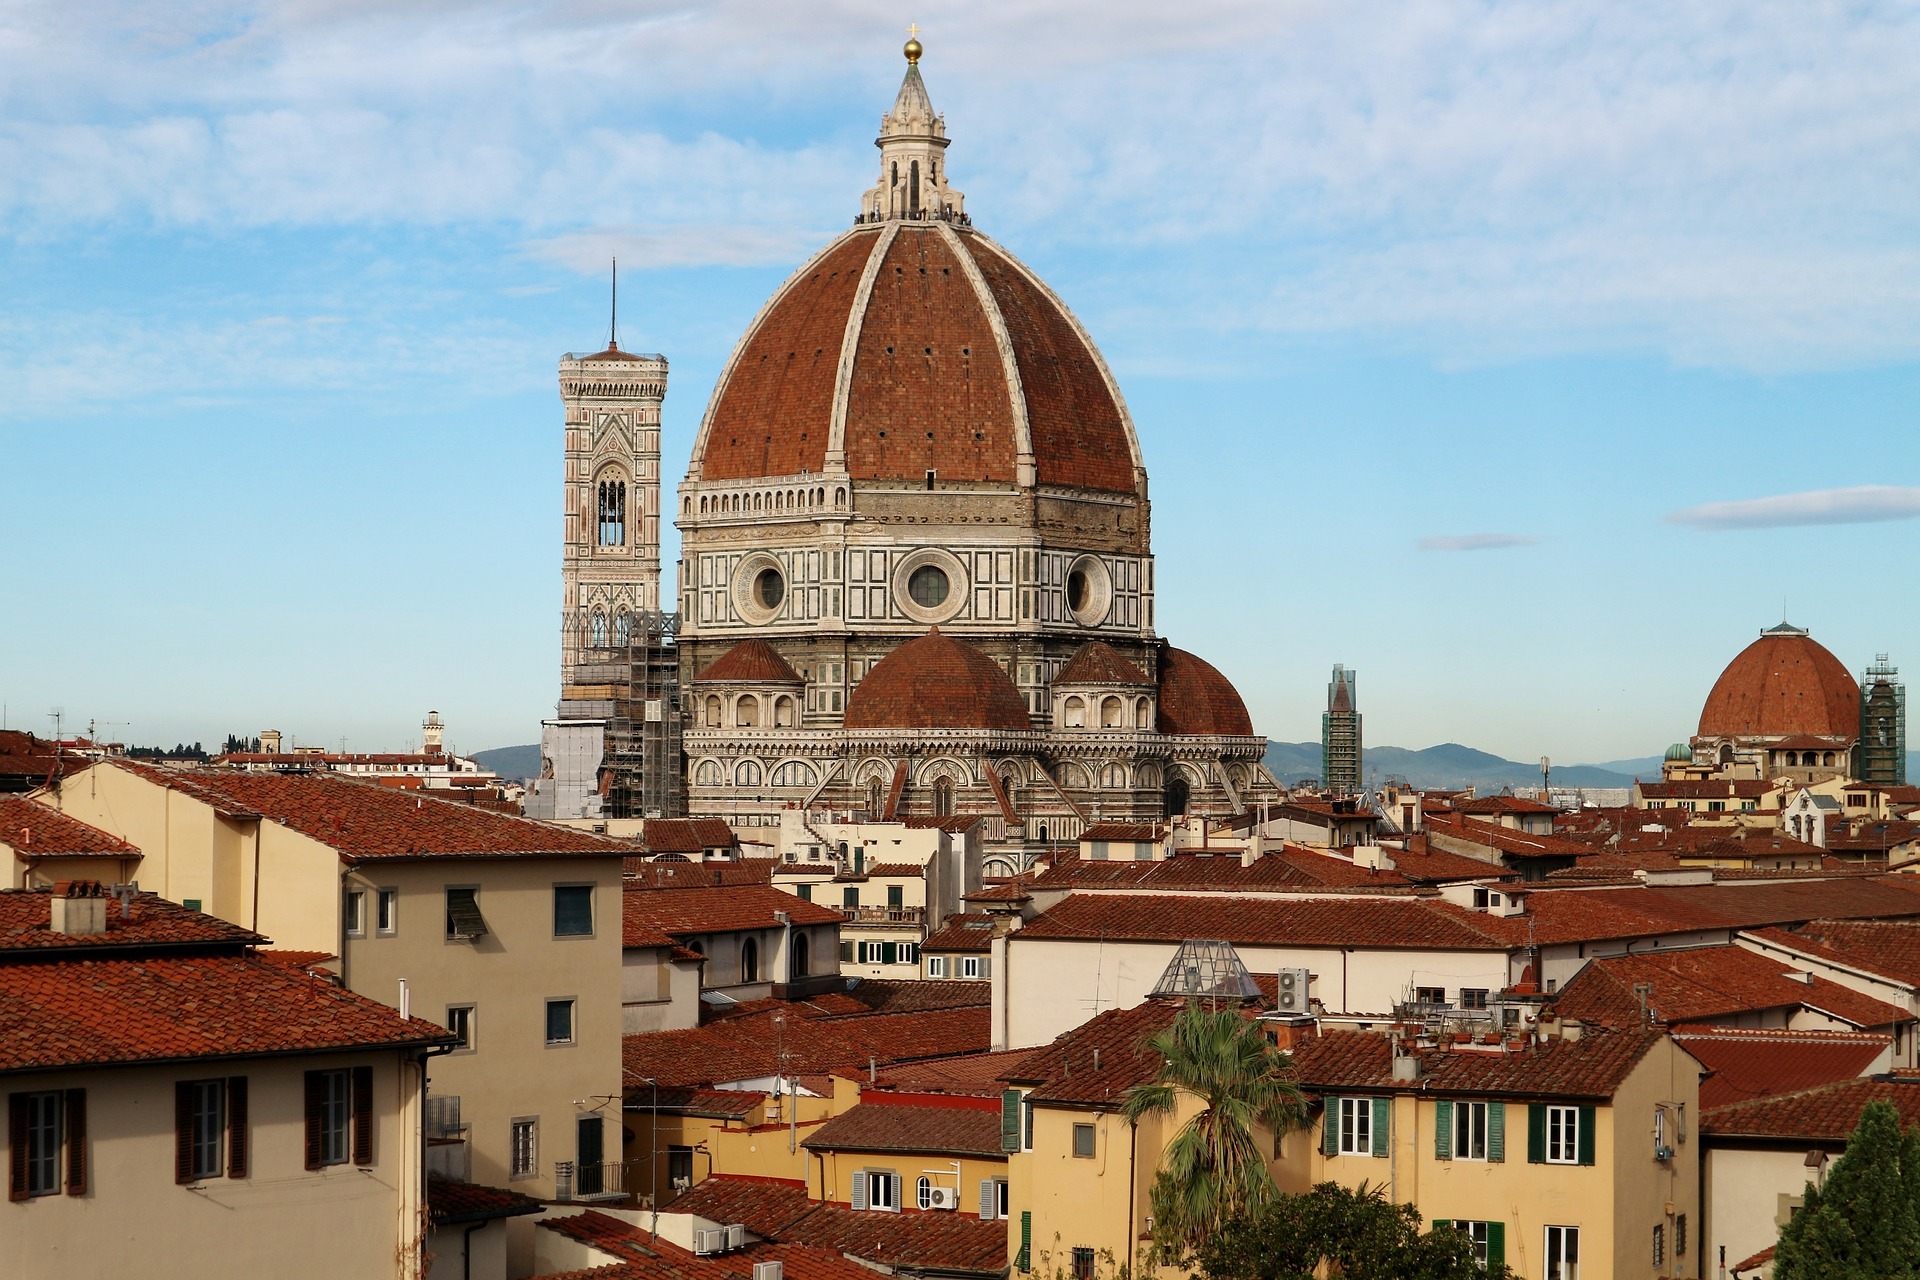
[62,1090,86,1195]
[1000,1090,1022,1152]
[226,1077,249,1179]
[554,885,594,937]
[10,1091,63,1199]
[180,1080,225,1180]
[305,1069,351,1169]
[351,1066,374,1166]
[445,887,487,940]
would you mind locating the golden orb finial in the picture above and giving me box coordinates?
[904,22,922,63]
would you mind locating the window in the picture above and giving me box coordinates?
[796,882,812,902]
[1676,1213,1687,1257]
[1416,986,1446,1004]
[1447,1221,1494,1268]
[917,1175,934,1209]
[1461,988,1490,1010]
[1448,1101,1490,1161]
[546,999,576,1045]
[995,1178,1010,1219]
[860,1169,899,1211]
[375,888,397,935]
[1545,1105,1580,1163]
[667,1144,694,1191]
[755,568,784,610]
[1655,1108,1670,1157]
[843,887,859,910]
[447,1005,475,1052]
[887,885,904,910]
[344,889,366,937]
[1073,1123,1096,1158]
[962,955,984,979]
[1337,1097,1377,1156]
[304,1068,357,1168]
[1652,1224,1664,1268]
[790,933,811,980]
[1545,1225,1579,1280]
[13,1091,64,1198]
[1024,1097,1035,1151]
[597,477,627,546]
[185,1080,225,1180]
[182,897,203,912]
[740,937,760,983]
[1071,1248,1095,1280]
[553,885,594,937]
[908,565,949,607]
[928,956,947,978]
[511,1118,538,1180]
[445,887,487,940]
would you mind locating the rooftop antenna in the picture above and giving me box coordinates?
[608,257,619,351]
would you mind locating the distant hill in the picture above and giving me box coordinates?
[473,743,540,782]
[1262,741,1645,791]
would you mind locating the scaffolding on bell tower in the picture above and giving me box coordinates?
[1860,654,1907,786]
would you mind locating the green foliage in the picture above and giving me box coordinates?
[1121,1001,1307,1259]
[1193,1183,1510,1280]
[1776,1100,1920,1280]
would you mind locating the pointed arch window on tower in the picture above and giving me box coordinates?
[597,477,627,546]
[613,610,631,646]
[932,776,954,817]
[909,160,921,217]
[590,610,608,649]
[868,779,885,819]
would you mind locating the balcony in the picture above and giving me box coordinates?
[554,1160,631,1204]
[842,906,924,927]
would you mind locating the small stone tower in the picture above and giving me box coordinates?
[1322,665,1362,795]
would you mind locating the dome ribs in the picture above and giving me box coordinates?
[844,629,1032,732]
[845,226,1017,483]
[958,236,1137,495]
[1698,629,1861,739]
[1156,645,1255,737]
[700,232,878,481]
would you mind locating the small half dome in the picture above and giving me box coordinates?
[695,639,804,684]
[844,629,1031,732]
[1053,641,1152,687]
[1156,646,1254,737]
[1664,742,1692,763]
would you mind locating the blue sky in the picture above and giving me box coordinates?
[3,0,1917,762]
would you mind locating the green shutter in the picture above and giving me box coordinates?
[1000,1091,1021,1153]
[1434,1099,1453,1160]
[1018,1211,1031,1272]
[1528,1104,1547,1163]
[1488,1101,1505,1163]
[1372,1099,1390,1158]
[1323,1099,1340,1156]
[882,942,898,965]
[1578,1105,1597,1166]
[1487,1222,1505,1270]
[1432,1218,1448,1234]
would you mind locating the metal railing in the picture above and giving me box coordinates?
[842,906,924,925]
[554,1160,631,1203]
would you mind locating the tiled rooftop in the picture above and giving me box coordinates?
[0,888,263,954]
[1672,1027,1891,1109]
[1703,1073,1920,1141]
[625,1005,991,1090]
[873,1048,1036,1098]
[623,882,844,944]
[1015,893,1507,951]
[802,1097,1004,1158]
[1288,1026,1669,1100]
[1551,945,1909,1030]
[639,818,742,854]
[668,1174,1009,1273]
[535,1208,880,1280]
[0,797,141,857]
[921,914,997,952]
[427,1175,544,1225]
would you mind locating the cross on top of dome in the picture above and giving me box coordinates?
[860,37,967,225]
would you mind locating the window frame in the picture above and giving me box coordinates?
[1448,1220,1491,1268]
[344,888,367,938]
[187,1079,226,1181]
[1545,1105,1579,1164]
[317,1069,350,1167]
[928,956,947,978]
[20,1090,62,1198]
[510,1117,539,1181]
[962,955,981,979]
[1338,1096,1374,1156]
[1453,1100,1489,1161]
[1545,1224,1580,1280]
[1072,1123,1096,1158]
[446,1004,476,1053]
[444,884,485,942]
[1071,1248,1095,1280]
[865,1168,899,1212]
[375,887,398,936]
[916,1175,933,1209]
[552,883,595,938]
[545,998,577,1047]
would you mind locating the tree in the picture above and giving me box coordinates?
[1775,1099,1920,1280]
[1194,1183,1508,1280]
[1121,1000,1307,1258]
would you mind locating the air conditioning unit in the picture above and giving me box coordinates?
[725,1224,748,1251]
[927,1187,960,1210]
[693,1229,725,1256]
[1655,1145,1675,1163]
[753,1264,784,1280]
[671,1176,692,1192]
[1275,967,1311,1015]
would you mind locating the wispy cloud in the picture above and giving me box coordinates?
[522,224,830,273]
[1417,533,1543,552]
[1665,485,1920,530]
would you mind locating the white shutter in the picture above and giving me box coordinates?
[979,1179,996,1219]
[980,955,991,978]
[890,1174,902,1211]
[852,1172,869,1211]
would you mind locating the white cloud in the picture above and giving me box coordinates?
[1665,486,1920,531]
[523,223,830,272]
[1417,533,1543,552]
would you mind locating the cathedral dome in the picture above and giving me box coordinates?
[694,638,803,684]
[1053,640,1152,686]
[1156,645,1255,737]
[1697,623,1859,740]
[844,628,1032,732]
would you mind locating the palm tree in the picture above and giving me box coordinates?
[1122,1000,1307,1259]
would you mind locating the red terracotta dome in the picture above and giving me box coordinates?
[694,638,803,684]
[1156,645,1254,737]
[1053,640,1152,686]
[844,629,1032,732]
[1698,624,1859,739]
[690,222,1140,495]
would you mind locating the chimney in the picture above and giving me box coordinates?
[50,881,109,936]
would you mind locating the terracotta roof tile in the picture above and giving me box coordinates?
[1154,645,1254,737]
[695,640,805,685]
[874,1048,1036,1097]
[1551,945,1908,1029]
[843,630,1031,732]
[0,951,452,1073]
[803,1097,1004,1157]
[624,1005,991,1090]
[1703,1073,1920,1141]
[428,1175,544,1225]
[0,887,262,954]
[1288,1026,1669,1100]
[628,860,770,888]
[101,762,631,861]
[1031,849,1411,892]
[1016,893,1508,951]
[1453,797,1560,816]
[639,819,743,855]
[1053,642,1151,687]
[1003,998,1191,1104]
[1077,823,1166,843]
[1427,815,1596,859]
[0,798,141,856]
[535,1208,880,1280]
[1671,1028,1891,1109]
[922,914,997,953]
[624,883,843,945]
[1746,919,1920,986]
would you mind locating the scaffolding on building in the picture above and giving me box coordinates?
[1860,654,1907,786]
[557,610,685,818]
[1322,664,1362,795]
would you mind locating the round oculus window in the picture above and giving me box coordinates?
[755,568,785,610]
[908,564,950,608]
[1067,569,1089,612]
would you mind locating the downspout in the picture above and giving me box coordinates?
[250,822,262,931]
[1127,1117,1140,1276]
[339,864,354,991]
[461,1222,482,1280]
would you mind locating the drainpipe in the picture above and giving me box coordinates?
[250,820,262,931]
[460,1223,482,1280]
[1127,1117,1140,1272]
[339,865,355,991]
